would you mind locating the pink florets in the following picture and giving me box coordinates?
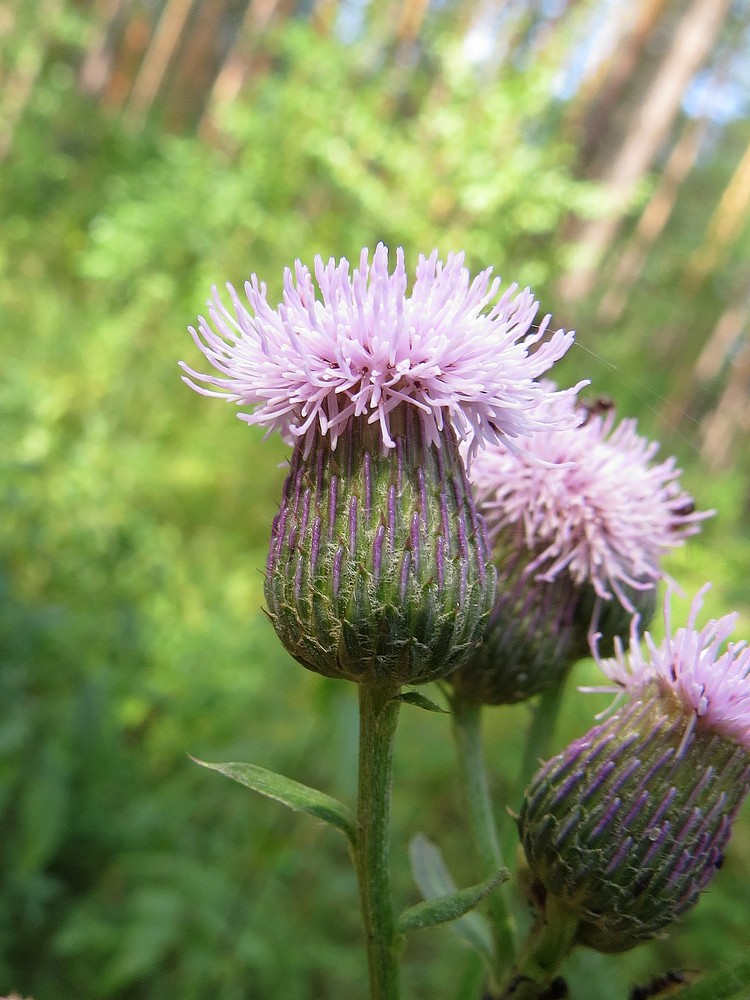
[180,244,581,454]
[598,586,750,751]
[469,394,708,608]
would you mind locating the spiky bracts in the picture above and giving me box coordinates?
[450,540,587,705]
[519,690,750,951]
[265,408,496,686]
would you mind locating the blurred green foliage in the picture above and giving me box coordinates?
[2,14,749,1000]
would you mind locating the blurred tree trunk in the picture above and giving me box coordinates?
[312,0,339,35]
[576,0,672,174]
[559,0,732,304]
[198,0,290,139]
[596,112,710,323]
[695,280,750,386]
[700,328,750,471]
[396,0,429,43]
[78,0,128,98]
[659,140,750,432]
[101,5,153,113]
[164,0,234,131]
[684,138,750,287]
[0,0,63,159]
[123,0,196,127]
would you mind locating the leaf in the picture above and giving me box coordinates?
[395,867,508,935]
[191,757,357,848]
[669,959,750,1000]
[396,690,448,713]
[401,833,507,961]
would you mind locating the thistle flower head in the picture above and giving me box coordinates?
[470,393,707,610]
[597,586,750,751]
[518,588,750,952]
[451,396,708,705]
[180,244,581,456]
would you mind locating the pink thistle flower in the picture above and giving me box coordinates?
[470,394,708,612]
[597,585,750,752]
[180,244,581,455]
[519,587,750,953]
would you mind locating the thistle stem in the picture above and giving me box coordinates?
[356,683,402,1000]
[450,692,516,987]
[497,896,579,1000]
[499,677,569,957]
[518,677,567,799]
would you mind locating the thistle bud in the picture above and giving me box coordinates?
[449,540,589,705]
[264,408,495,685]
[518,588,750,952]
[451,395,708,705]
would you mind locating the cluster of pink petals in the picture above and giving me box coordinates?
[597,587,750,751]
[469,393,708,608]
[180,244,582,455]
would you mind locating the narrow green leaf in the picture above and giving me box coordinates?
[395,865,508,935]
[191,757,357,848]
[396,690,448,713]
[403,833,507,960]
[669,960,750,1000]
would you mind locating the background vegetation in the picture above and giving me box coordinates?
[2,1,750,997]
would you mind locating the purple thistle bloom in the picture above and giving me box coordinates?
[596,586,750,752]
[180,244,581,456]
[470,393,708,611]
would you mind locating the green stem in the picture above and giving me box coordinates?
[518,677,567,799]
[501,677,569,960]
[498,895,579,1000]
[451,692,516,987]
[356,683,402,1000]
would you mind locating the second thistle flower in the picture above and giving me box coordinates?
[452,394,709,704]
[182,244,583,687]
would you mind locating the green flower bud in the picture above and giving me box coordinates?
[264,408,496,687]
[450,547,585,705]
[450,534,659,704]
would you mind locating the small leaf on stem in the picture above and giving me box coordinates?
[404,833,507,963]
[395,690,449,713]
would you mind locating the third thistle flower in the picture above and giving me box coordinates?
[518,588,750,952]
